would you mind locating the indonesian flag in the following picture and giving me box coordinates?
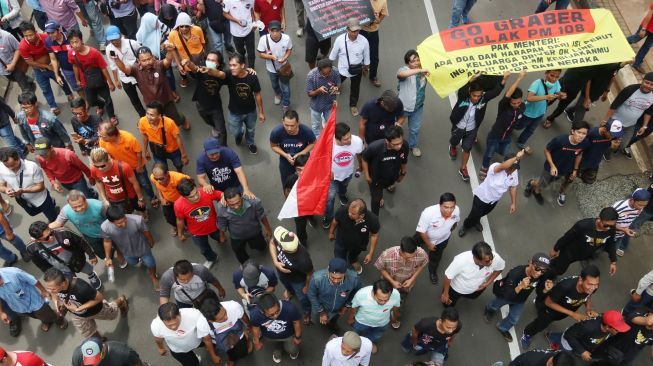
[278,104,337,219]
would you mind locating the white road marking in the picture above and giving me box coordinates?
[421,0,522,360]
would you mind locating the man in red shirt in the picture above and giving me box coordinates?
[89,147,145,214]
[18,22,73,115]
[254,0,286,32]
[174,178,222,269]
[0,346,47,366]
[34,137,97,199]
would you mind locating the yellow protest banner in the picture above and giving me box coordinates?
[417,9,635,98]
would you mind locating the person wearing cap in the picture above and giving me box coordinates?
[546,207,618,278]
[257,20,293,110]
[169,12,206,88]
[72,337,145,366]
[359,89,404,145]
[233,259,277,307]
[520,265,601,349]
[0,347,49,366]
[593,308,653,366]
[374,236,427,306]
[15,91,73,152]
[578,119,624,184]
[199,298,253,365]
[601,74,653,160]
[34,137,97,199]
[196,137,256,198]
[306,58,340,137]
[400,308,461,364]
[329,199,380,274]
[150,163,190,237]
[442,242,505,308]
[223,0,257,68]
[138,100,189,172]
[269,109,315,185]
[249,293,302,363]
[483,252,550,342]
[218,186,272,263]
[458,150,523,238]
[44,20,84,98]
[347,279,400,353]
[269,226,314,324]
[612,188,651,256]
[329,17,370,116]
[624,268,653,316]
[104,25,146,117]
[307,258,362,337]
[159,259,226,307]
[322,330,372,366]
[0,266,67,337]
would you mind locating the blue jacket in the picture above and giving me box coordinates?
[307,268,361,316]
[17,108,71,148]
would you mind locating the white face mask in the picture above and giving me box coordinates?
[205,60,218,70]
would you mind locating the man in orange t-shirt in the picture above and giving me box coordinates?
[98,121,157,207]
[137,101,189,172]
[150,162,190,236]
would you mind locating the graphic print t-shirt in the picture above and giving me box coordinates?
[548,276,592,313]
[174,190,223,235]
[332,135,364,181]
[224,73,261,115]
[249,300,300,339]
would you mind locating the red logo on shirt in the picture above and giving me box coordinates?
[333,151,353,167]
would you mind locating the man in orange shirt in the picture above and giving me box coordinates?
[98,121,157,208]
[150,162,189,236]
[137,101,189,173]
[168,12,206,88]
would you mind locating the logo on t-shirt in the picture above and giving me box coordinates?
[333,151,353,167]
[211,167,233,184]
[189,206,211,222]
[262,319,287,334]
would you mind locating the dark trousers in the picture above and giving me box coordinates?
[369,179,393,216]
[198,104,227,146]
[33,10,49,31]
[340,73,362,107]
[230,232,266,264]
[334,239,363,265]
[162,204,176,227]
[294,216,308,247]
[233,32,256,68]
[445,286,484,307]
[191,230,220,261]
[547,87,581,121]
[121,82,146,117]
[170,349,200,366]
[18,191,59,222]
[427,239,449,277]
[85,84,115,118]
[523,307,567,337]
[110,9,138,39]
[279,161,296,186]
[1,299,65,326]
[360,30,379,80]
[462,195,497,229]
[546,251,577,279]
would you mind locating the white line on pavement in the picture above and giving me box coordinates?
[420,0,522,360]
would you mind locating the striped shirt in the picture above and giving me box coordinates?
[374,246,428,283]
[612,199,642,238]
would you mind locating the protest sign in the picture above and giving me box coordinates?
[417,9,635,97]
[304,0,374,40]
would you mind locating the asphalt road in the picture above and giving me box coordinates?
[1,0,651,365]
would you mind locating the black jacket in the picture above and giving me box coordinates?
[27,228,96,273]
[610,84,653,124]
[449,76,504,128]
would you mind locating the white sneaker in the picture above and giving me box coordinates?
[202,260,215,269]
[296,28,304,37]
[99,44,106,52]
[274,95,281,105]
[107,266,115,283]
[272,352,282,363]
[616,249,625,257]
[411,147,422,157]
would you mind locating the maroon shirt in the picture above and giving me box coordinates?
[128,60,174,104]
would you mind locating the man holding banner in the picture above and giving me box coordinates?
[359,0,388,88]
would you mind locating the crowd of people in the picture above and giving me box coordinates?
[0,0,652,365]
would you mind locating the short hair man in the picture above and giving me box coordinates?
[138,100,189,172]
[347,279,400,353]
[612,188,651,256]
[150,162,190,236]
[196,137,255,198]
[269,110,316,185]
[593,308,653,366]
[34,137,97,199]
[232,259,277,307]
[397,49,429,157]
[49,190,106,258]
[199,298,252,365]
[151,302,212,366]
[249,293,302,363]
[89,147,146,214]
[400,307,461,365]
[306,58,340,136]
[374,236,428,304]
[159,259,226,308]
[328,199,380,274]
[322,330,372,366]
[578,119,624,184]
[359,89,405,145]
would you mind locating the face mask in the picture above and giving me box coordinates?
[205,60,217,70]
[544,80,555,88]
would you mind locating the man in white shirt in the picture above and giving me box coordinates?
[0,147,58,222]
[328,17,370,116]
[199,298,252,365]
[441,242,505,307]
[323,122,363,229]
[151,302,214,366]
[322,330,372,366]
[458,150,523,237]
[257,20,293,109]
[415,193,460,285]
[104,25,145,117]
[223,0,257,68]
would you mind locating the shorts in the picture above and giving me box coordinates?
[227,335,250,362]
[70,300,119,338]
[305,36,331,63]
[537,168,572,189]
[450,127,478,152]
[124,252,156,268]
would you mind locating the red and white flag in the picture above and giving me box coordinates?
[278,104,337,219]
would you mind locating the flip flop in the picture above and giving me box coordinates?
[379,198,385,208]
[40,322,51,332]
[58,318,68,330]
[542,119,553,129]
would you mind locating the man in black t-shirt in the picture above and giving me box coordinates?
[282,155,314,248]
[328,199,380,275]
[270,110,316,185]
[400,307,461,364]
[224,53,265,154]
[361,125,408,216]
[507,350,576,366]
[359,90,405,144]
[594,308,653,366]
[578,119,624,184]
[484,253,551,342]
[567,63,624,124]
[521,265,601,350]
[72,337,145,366]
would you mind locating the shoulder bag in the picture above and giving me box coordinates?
[266,35,293,82]
[178,30,206,66]
[207,319,243,353]
[344,36,363,76]
[148,117,167,160]
[540,79,556,106]
[73,51,106,89]
[176,279,217,308]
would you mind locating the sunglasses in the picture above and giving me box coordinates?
[533,266,547,273]
[154,175,168,181]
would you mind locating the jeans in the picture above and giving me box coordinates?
[486,297,525,332]
[198,105,227,146]
[124,252,156,268]
[166,68,177,92]
[482,137,511,169]
[449,0,477,28]
[60,68,81,92]
[310,107,332,138]
[514,114,543,147]
[134,167,155,200]
[191,230,219,261]
[152,149,184,172]
[279,276,311,315]
[405,106,424,148]
[122,82,146,117]
[205,25,225,56]
[325,177,352,221]
[33,9,48,31]
[228,111,257,145]
[400,332,448,363]
[61,177,98,199]
[535,0,571,13]
[340,74,362,107]
[268,71,291,107]
[0,124,26,158]
[80,0,106,46]
[24,192,59,222]
[623,290,653,316]
[33,68,72,109]
[233,31,256,68]
[359,30,379,80]
[352,321,388,343]
[0,232,27,263]
[294,0,305,28]
[629,27,653,68]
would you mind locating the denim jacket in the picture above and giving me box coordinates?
[307,268,361,316]
[17,108,72,148]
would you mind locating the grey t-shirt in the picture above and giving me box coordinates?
[0,30,19,76]
[613,89,653,127]
[159,264,217,304]
[72,341,141,366]
[100,214,150,257]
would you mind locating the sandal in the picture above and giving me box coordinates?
[58,318,68,330]
[542,119,553,129]
[151,198,160,208]
[386,184,396,193]
[379,198,385,208]
[173,94,181,103]
[117,295,129,317]
[170,227,178,237]
[303,314,312,325]
[40,322,51,332]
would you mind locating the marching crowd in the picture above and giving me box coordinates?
[0,0,652,365]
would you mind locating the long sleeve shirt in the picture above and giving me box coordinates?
[17,109,72,148]
[562,317,610,355]
[36,147,91,185]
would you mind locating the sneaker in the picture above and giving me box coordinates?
[289,351,299,360]
[203,260,216,269]
[321,217,331,229]
[352,262,363,274]
[179,78,188,88]
[371,78,381,87]
[119,260,129,269]
[564,109,574,122]
[459,167,470,182]
[89,272,102,289]
[449,145,457,160]
[496,326,513,342]
[533,192,544,205]
[350,106,359,116]
[461,14,470,24]
[492,363,505,366]
[391,320,401,329]
[458,227,467,237]
[411,147,422,157]
[3,254,17,267]
[307,216,316,228]
[274,95,281,105]
[520,333,532,349]
[616,249,624,257]
[339,196,348,206]
[603,152,612,161]
[622,147,633,159]
[483,308,495,324]
[248,144,258,154]
[235,134,243,146]
[429,272,438,285]
[272,351,282,363]
[20,250,31,262]
[296,28,304,37]
[557,193,566,207]
[474,222,483,232]
[117,295,129,317]
[524,181,533,197]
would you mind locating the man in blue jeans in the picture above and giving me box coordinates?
[0,210,28,266]
[627,5,653,74]
[348,279,400,353]
[397,50,428,157]
[0,98,26,158]
[483,253,550,342]
[534,0,571,13]
[449,0,477,28]
[623,269,653,316]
